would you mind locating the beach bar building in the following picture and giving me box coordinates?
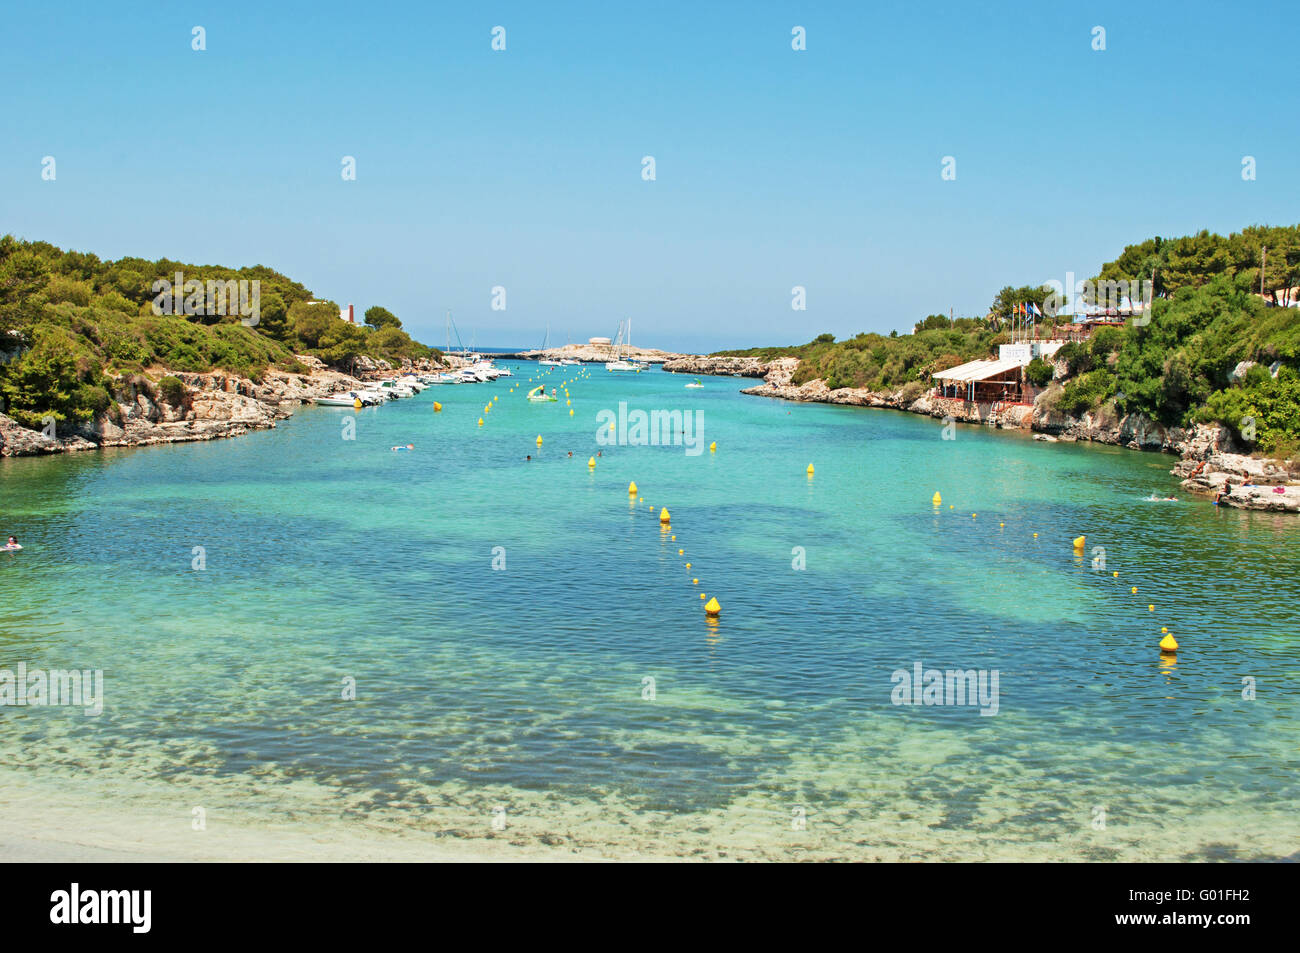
[931,356,1026,403]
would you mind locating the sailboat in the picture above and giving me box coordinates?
[539,324,562,367]
[605,319,644,371]
[559,332,581,365]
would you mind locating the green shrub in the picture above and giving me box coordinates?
[1058,369,1116,417]
[157,376,187,407]
[1025,357,1054,387]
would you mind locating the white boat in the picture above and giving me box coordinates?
[605,319,646,371]
[538,325,563,366]
[316,391,377,407]
[559,358,581,366]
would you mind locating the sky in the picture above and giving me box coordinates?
[3,1,1298,353]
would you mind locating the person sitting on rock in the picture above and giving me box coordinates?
[1215,479,1232,504]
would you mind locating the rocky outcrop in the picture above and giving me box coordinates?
[0,358,371,457]
[1171,453,1300,511]
[514,344,688,364]
[662,355,780,378]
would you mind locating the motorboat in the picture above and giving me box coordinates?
[315,391,379,407]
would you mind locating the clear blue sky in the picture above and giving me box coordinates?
[3,1,1297,352]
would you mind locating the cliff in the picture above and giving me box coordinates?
[0,356,374,457]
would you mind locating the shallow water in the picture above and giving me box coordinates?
[1,364,1297,860]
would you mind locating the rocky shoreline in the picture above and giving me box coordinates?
[512,343,689,364]
[0,355,423,458]
[667,355,1300,512]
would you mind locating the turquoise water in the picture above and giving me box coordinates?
[2,363,1297,860]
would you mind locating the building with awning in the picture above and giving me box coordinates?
[931,357,1025,402]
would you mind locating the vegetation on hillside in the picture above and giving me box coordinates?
[0,235,440,429]
[715,225,1300,456]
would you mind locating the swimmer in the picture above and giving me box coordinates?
[3,536,20,551]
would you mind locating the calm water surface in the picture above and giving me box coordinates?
[1,363,1296,859]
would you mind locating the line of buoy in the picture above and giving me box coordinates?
[629,486,720,618]
[931,493,1176,656]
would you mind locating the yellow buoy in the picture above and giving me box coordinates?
[806,463,814,475]
[709,441,717,453]
[566,399,571,406]
[1130,586,1137,594]
[1159,633,1178,653]
[659,508,670,523]
[1033,532,1038,538]
[932,491,942,505]
[999,522,1005,527]
[484,405,490,413]
[972,513,977,518]
[609,421,616,432]
[536,435,543,446]
[628,481,638,495]
[477,418,483,426]
[704,597,721,616]
[1161,627,1168,634]
[1073,536,1086,549]
[354,398,363,409]
[949,505,954,510]
[692,578,698,584]
[700,592,707,600]
[685,562,691,569]
[670,535,675,541]
[588,456,596,468]
[569,409,574,416]
[678,549,684,555]
[433,401,442,412]
[1148,604,1155,611]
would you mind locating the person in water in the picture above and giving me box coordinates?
[4,536,19,550]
